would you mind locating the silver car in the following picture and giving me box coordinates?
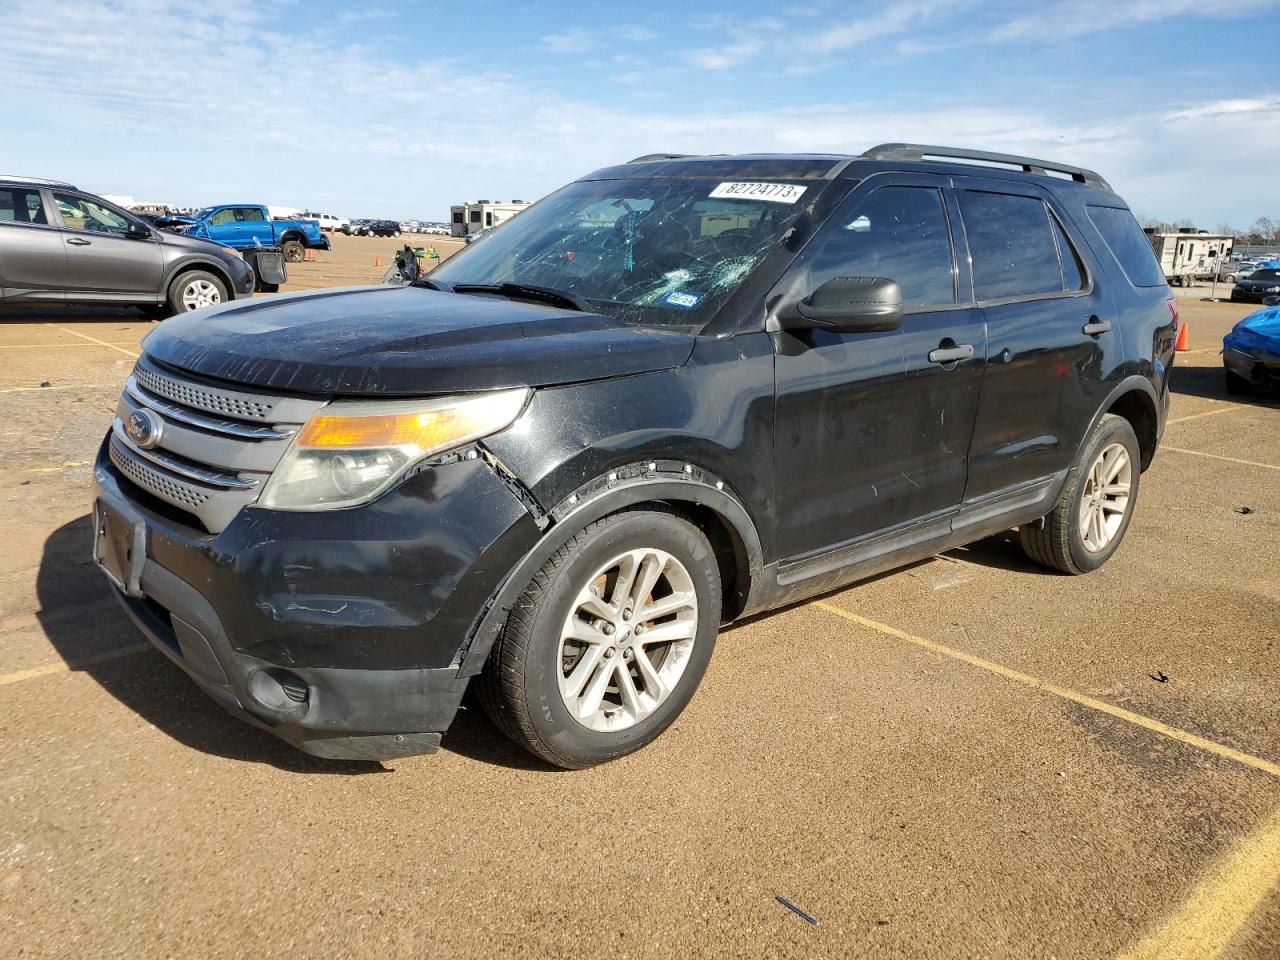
[0,176,254,315]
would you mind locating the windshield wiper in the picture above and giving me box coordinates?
[451,282,590,312]
[410,277,452,291]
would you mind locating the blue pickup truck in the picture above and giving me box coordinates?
[180,204,330,262]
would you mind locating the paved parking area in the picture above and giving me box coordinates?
[1,258,1277,958]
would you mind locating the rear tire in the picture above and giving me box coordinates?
[167,270,227,314]
[1019,413,1141,575]
[478,507,721,769]
[281,239,305,262]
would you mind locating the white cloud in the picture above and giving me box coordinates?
[988,0,1278,42]
[1,0,1275,224]
[542,29,595,53]
[684,1,960,70]
[542,23,660,53]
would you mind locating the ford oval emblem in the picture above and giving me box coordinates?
[125,409,163,450]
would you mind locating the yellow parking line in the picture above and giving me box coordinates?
[1161,445,1280,471]
[812,600,1280,778]
[23,460,92,473]
[53,326,140,358]
[1118,806,1280,960]
[0,342,136,349]
[0,642,151,686]
[1166,406,1243,425]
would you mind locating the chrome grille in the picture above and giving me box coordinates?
[110,438,210,508]
[108,357,327,532]
[133,361,276,420]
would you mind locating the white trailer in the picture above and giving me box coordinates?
[1145,229,1234,286]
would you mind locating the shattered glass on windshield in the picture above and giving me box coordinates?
[429,179,811,329]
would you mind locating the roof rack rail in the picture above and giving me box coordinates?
[860,143,1112,191]
[628,153,699,163]
[0,174,77,188]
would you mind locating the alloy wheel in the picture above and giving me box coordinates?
[557,548,698,733]
[1079,442,1132,552]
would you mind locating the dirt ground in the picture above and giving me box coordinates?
[0,237,1277,959]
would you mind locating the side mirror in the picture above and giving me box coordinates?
[780,276,903,333]
[127,223,152,239]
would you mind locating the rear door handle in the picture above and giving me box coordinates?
[1082,317,1112,336]
[66,237,92,246]
[928,343,974,365]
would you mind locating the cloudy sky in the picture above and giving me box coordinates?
[2,0,1276,225]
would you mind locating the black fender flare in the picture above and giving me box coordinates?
[1073,374,1161,467]
[161,257,236,301]
[454,460,764,678]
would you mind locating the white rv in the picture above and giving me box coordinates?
[1145,229,1234,286]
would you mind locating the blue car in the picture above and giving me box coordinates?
[1223,299,1280,394]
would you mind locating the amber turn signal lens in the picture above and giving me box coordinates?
[294,389,529,451]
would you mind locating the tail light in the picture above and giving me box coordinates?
[1167,297,1180,328]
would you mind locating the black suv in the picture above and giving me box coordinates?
[0,176,254,314]
[92,145,1176,768]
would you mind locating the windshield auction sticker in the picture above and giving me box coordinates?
[709,182,807,204]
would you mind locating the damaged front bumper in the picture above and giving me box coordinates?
[92,445,542,760]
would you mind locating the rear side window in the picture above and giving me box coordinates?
[808,185,956,309]
[958,191,1071,300]
[0,188,48,225]
[1049,213,1086,291]
[1087,205,1166,287]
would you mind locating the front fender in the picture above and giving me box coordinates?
[454,460,765,678]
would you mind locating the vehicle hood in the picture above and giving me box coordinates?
[1224,305,1280,358]
[140,285,697,396]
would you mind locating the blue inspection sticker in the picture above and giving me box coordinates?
[664,290,702,309]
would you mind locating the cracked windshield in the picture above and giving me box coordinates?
[429,178,811,328]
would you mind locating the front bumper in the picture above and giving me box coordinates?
[228,258,255,298]
[92,446,541,760]
[1231,289,1278,303]
[312,234,332,251]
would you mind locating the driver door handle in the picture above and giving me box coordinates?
[66,237,92,246]
[1082,317,1112,336]
[928,343,974,364]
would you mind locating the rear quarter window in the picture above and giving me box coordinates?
[1087,205,1166,287]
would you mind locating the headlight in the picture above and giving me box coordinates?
[258,388,529,511]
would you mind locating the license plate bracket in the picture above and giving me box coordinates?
[93,498,146,597]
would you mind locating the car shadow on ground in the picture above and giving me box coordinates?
[0,304,156,325]
[1170,362,1279,406]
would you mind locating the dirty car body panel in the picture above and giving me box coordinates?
[91,149,1172,760]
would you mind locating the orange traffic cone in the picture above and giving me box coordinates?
[374,254,382,267]
[304,248,316,262]
[1174,319,1190,352]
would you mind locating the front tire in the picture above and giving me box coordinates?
[281,239,305,262]
[1019,413,1141,574]
[167,270,227,314]
[478,507,722,769]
